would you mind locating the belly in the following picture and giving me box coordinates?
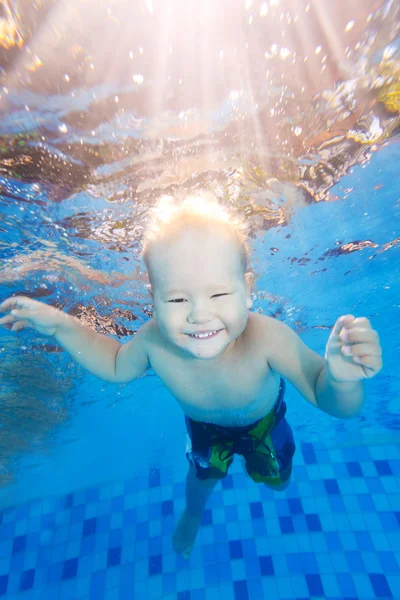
[176,377,281,426]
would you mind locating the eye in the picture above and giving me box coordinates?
[212,293,230,298]
[168,298,187,303]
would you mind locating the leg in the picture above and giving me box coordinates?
[172,464,220,559]
[264,460,292,491]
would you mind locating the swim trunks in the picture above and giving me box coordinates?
[185,379,296,487]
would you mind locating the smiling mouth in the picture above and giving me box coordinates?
[186,329,222,340]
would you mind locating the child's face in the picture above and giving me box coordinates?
[149,226,253,360]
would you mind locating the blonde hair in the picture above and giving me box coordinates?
[142,194,250,273]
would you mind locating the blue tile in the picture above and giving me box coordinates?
[201,509,213,526]
[149,536,162,556]
[234,580,249,600]
[204,563,218,586]
[301,443,317,464]
[374,460,392,476]
[287,554,303,574]
[0,575,8,596]
[0,522,14,540]
[19,569,35,592]
[107,547,121,567]
[355,531,374,551]
[252,518,267,537]
[379,512,399,530]
[221,475,234,489]
[202,544,216,564]
[305,574,324,596]
[250,502,264,519]
[369,573,393,598]
[148,555,162,576]
[109,529,123,547]
[217,561,233,582]
[12,535,27,554]
[305,514,322,532]
[229,540,243,559]
[136,522,149,540]
[123,509,136,525]
[82,518,97,537]
[85,487,100,503]
[259,555,274,576]
[96,515,111,534]
[242,538,257,558]
[64,493,74,509]
[62,557,79,580]
[111,496,124,512]
[378,552,400,574]
[70,505,85,523]
[366,477,384,494]
[325,532,343,551]
[357,494,375,511]
[279,516,294,533]
[10,553,24,571]
[162,500,174,516]
[337,573,357,596]
[90,569,106,597]
[81,535,97,556]
[177,592,191,600]
[46,563,63,584]
[324,479,341,495]
[301,553,319,574]
[346,551,365,573]
[41,513,56,530]
[346,462,363,476]
[225,506,238,521]
[288,498,303,515]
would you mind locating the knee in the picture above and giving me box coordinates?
[265,477,291,491]
[264,464,292,491]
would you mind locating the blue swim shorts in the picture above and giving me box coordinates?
[185,379,296,487]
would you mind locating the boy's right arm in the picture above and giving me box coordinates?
[0,296,150,383]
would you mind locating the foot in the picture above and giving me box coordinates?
[172,509,202,559]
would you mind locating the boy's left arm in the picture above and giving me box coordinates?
[265,315,382,419]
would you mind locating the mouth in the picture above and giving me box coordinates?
[186,329,223,340]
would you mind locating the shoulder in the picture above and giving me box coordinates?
[246,312,307,363]
[246,312,284,339]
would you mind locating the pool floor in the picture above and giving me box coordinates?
[1,438,399,600]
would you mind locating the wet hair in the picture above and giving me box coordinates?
[141,193,250,275]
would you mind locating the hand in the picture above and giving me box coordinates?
[0,296,65,337]
[325,315,382,382]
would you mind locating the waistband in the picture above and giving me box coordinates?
[187,378,286,434]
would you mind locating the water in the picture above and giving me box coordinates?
[0,0,399,598]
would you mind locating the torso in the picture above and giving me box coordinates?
[146,312,281,426]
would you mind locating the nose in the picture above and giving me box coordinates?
[187,300,213,324]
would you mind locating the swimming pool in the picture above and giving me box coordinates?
[0,1,399,598]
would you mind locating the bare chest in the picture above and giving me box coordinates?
[148,344,280,426]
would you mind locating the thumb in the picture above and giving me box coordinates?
[330,314,355,339]
[11,309,32,320]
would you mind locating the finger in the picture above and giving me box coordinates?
[10,309,33,320]
[340,327,379,344]
[341,343,382,357]
[0,296,34,312]
[11,321,27,332]
[352,354,383,374]
[344,317,372,330]
[330,315,355,339]
[0,315,17,326]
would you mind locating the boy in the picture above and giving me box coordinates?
[0,195,382,559]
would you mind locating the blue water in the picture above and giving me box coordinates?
[0,141,399,599]
[1,0,400,597]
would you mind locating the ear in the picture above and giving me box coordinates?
[245,271,254,309]
[148,285,157,320]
